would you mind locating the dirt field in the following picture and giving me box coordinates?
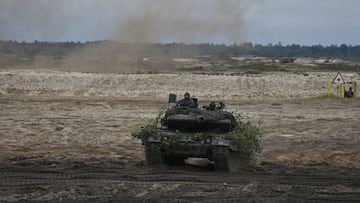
[1,70,360,202]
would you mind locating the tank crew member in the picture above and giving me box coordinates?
[176,92,195,108]
[205,101,216,111]
[217,102,225,110]
[344,87,354,98]
[209,101,216,111]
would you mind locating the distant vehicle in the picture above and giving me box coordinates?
[280,57,296,63]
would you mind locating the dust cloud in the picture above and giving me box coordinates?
[111,0,261,43]
[63,0,263,73]
[0,0,264,72]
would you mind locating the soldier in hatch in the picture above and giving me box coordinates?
[176,92,195,108]
[344,87,354,98]
[205,101,216,111]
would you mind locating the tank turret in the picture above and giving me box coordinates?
[162,100,237,132]
[138,94,250,172]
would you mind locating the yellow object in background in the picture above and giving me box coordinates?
[354,81,358,96]
[327,80,332,97]
[340,84,344,97]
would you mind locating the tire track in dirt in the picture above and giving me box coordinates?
[1,159,359,202]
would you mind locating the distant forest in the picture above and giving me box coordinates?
[1,40,360,60]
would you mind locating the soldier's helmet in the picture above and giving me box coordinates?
[184,92,190,99]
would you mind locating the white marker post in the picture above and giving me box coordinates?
[332,72,345,99]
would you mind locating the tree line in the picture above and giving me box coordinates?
[1,40,359,61]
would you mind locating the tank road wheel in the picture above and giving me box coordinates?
[213,147,242,172]
[144,142,163,166]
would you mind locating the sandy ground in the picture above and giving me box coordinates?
[1,69,359,100]
[0,69,360,202]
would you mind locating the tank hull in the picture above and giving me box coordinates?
[143,130,245,172]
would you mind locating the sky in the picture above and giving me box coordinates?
[0,0,359,45]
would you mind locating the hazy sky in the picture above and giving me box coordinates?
[0,0,359,45]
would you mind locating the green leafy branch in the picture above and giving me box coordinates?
[230,114,262,164]
[132,110,165,141]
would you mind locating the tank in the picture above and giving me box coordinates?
[141,97,247,172]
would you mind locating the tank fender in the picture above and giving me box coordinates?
[147,135,162,143]
[212,139,240,151]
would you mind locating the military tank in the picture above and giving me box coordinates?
[141,96,247,172]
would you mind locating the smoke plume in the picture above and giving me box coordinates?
[111,0,260,43]
[0,0,263,72]
[0,0,263,43]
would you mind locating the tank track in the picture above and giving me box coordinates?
[213,146,229,171]
[213,146,242,172]
[145,142,187,166]
[144,142,163,166]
